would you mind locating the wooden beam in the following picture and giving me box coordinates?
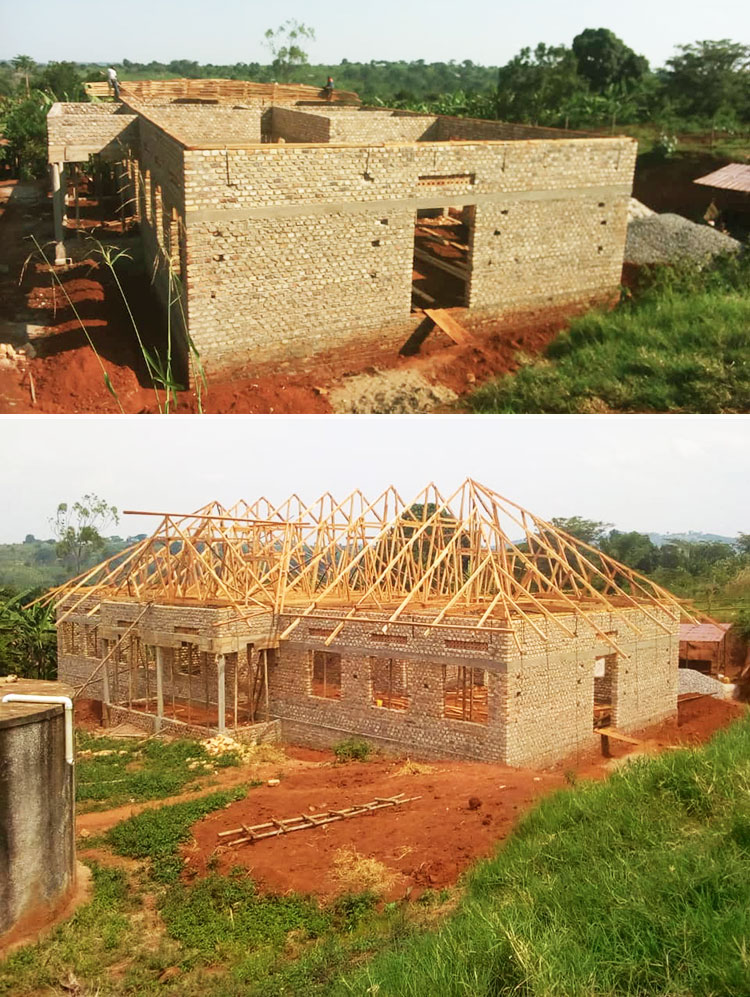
[424,308,479,348]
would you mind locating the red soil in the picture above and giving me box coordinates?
[182,696,746,901]
[0,178,593,415]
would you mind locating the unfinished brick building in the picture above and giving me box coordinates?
[50,480,688,767]
[47,80,637,380]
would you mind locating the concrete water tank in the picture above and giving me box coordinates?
[0,679,77,950]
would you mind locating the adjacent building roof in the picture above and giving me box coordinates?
[679,622,731,643]
[694,164,750,194]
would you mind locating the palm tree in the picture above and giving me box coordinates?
[11,55,35,97]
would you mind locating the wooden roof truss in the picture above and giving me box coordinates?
[45,480,694,656]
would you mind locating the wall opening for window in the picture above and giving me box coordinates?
[311,650,342,700]
[443,665,487,723]
[593,653,616,728]
[371,657,409,711]
[412,205,474,310]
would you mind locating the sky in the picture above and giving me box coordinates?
[0,416,748,544]
[1,0,746,70]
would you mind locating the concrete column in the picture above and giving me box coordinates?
[155,647,164,733]
[50,162,66,265]
[217,654,226,733]
[101,660,110,704]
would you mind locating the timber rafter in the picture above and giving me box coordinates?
[44,480,695,656]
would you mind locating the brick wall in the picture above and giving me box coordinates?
[47,103,139,163]
[133,104,262,146]
[503,609,678,766]
[269,646,507,761]
[56,599,677,766]
[180,136,634,372]
[270,108,331,143]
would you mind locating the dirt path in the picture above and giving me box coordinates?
[76,750,321,835]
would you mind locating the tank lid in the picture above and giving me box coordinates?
[0,679,75,731]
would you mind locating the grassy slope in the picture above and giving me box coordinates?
[336,713,750,997]
[4,717,750,994]
[469,254,750,414]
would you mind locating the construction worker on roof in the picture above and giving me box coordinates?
[105,67,120,100]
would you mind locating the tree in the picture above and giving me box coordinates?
[738,534,750,555]
[571,29,649,94]
[11,54,35,96]
[550,517,612,547]
[496,43,584,125]
[0,90,53,179]
[51,494,119,574]
[664,39,750,123]
[600,530,659,572]
[34,61,85,101]
[264,20,316,83]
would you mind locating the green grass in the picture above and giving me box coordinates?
[0,863,139,995]
[75,731,241,812]
[334,711,750,996]
[469,253,750,414]
[106,787,247,882]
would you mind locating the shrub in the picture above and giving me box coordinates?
[333,738,372,763]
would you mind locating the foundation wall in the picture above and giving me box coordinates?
[105,704,280,743]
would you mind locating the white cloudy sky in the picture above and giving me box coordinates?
[1,416,748,543]
[2,0,745,71]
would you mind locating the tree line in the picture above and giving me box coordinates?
[1,29,748,178]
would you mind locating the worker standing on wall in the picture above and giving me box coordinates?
[106,66,120,100]
[323,76,334,100]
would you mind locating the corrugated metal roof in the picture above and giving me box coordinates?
[679,622,731,643]
[694,163,750,193]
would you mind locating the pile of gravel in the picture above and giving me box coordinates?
[627,197,655,221]
[678,668,735,700]
[625,212,741,266]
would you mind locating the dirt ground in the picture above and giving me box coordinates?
[175,696,745,901]
[0,178,582,415]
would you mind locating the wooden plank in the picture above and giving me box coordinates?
[413,248,468,282]
[424,308,479,348]
[596,727,642,745]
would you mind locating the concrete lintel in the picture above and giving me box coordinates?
[185,184,631,225]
